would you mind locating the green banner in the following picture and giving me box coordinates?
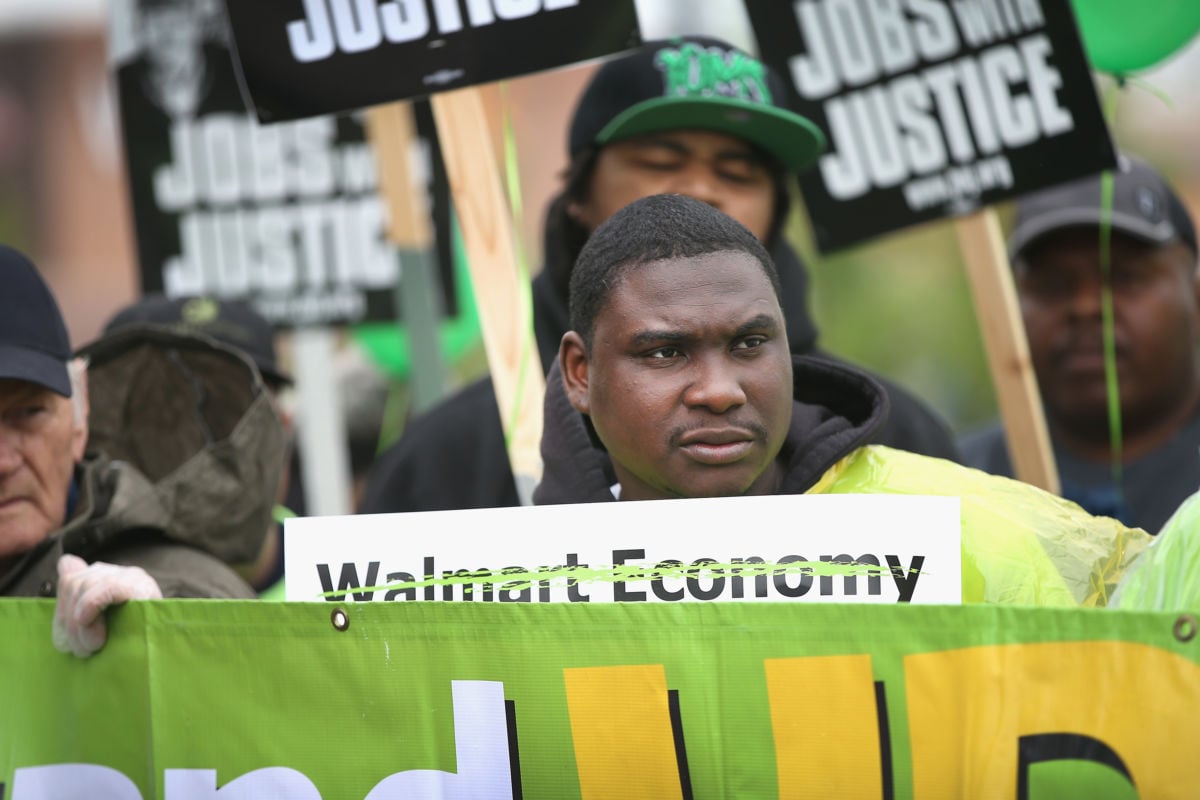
[2,599,1197,798]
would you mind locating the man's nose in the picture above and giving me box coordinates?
[0,428,21,477]
[683,357,747,414]
[1067,271,1105,318]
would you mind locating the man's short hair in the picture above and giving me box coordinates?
[568,194,781,348]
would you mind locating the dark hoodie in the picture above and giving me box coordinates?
[534,356,890,504]
[359,235,958,514]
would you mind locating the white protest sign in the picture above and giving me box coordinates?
[285,494,962,604]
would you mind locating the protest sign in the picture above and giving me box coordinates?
[284,494,963,604]
[2,599,1197,798]
[110,0,459,328]
[747,0,1116,251]
[220,0,639,500]
[222,0,639,122]
[746,0,1101,493]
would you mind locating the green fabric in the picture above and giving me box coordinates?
[810,446,1152,606]
[1114,490,1200,611]
[2,598,1197,798]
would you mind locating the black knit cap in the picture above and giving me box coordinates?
[568,35,825,171]
[0,245,73,397]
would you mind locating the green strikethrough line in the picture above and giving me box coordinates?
[319,559,921,599]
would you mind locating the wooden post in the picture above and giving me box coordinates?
[956,209,1060,495]
[429,87,545,504]
[364,102,448,414]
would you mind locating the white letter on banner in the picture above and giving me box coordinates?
[165,767,321,799]
[364,681,513,800]
[908,0,958,60]
[825,0,880,87]
[1020,34,1074,137]
[429,0,465,33]
[288,0,337,63]
[980,46,1039,148]
[790,0,842,99]
[330,0,383,53]
[493,0,539,21]
[12,764,142,799]
[379,0,430,43]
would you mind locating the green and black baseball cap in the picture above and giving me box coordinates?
[568,36,826,172]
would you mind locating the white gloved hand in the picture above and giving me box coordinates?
[52,554,163,658]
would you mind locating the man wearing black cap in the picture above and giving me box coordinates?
[961,155,1200,534]
[360,36,959,515]
[0,245,286,656]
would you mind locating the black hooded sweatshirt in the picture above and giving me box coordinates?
[359,238,959,514]
[533,356,889,504]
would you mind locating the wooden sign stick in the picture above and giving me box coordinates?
[365,102,447,414]
[956,209,1060,495]
[429,87,545,504]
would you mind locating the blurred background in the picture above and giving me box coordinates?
[1,0,1197,445]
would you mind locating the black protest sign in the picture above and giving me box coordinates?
[113,0,456,328]
[222,0,640,123]
[747,0,1116,252]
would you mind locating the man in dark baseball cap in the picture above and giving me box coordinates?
[359,35,962,516]
[961,154,1200,534]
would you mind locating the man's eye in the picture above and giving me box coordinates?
[634,158,682,172]
[646,347,682,359]
[734,336,767,351]
[1023,273,1073,298]
[1110,266,1149,289]
[717,159,767,184]
[718,166,758,184]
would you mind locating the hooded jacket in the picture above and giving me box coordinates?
[535,355,1151,606]
[0,328,287,598]
[359,238,959,515]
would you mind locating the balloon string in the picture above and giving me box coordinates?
[1100,81,1124,498]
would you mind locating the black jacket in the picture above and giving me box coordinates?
[360,242,958,514]
[534,355,889,504]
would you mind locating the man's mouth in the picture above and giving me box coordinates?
[1057,347,1123,374]
[676,429,756,465]
[0,496,28,512]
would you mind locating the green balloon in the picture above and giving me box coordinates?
[1071,0,1200,75]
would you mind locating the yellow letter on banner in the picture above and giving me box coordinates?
[765,655,887,798]
[563,665,685,800]
[907,642,1200,799]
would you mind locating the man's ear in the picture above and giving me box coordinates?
[558,331,591,415]
[67,358,89,464]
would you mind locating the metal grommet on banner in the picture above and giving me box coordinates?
[331,608,350,632]
[1174,615,1197,643]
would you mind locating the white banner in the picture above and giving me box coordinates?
[285,494,962,604]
